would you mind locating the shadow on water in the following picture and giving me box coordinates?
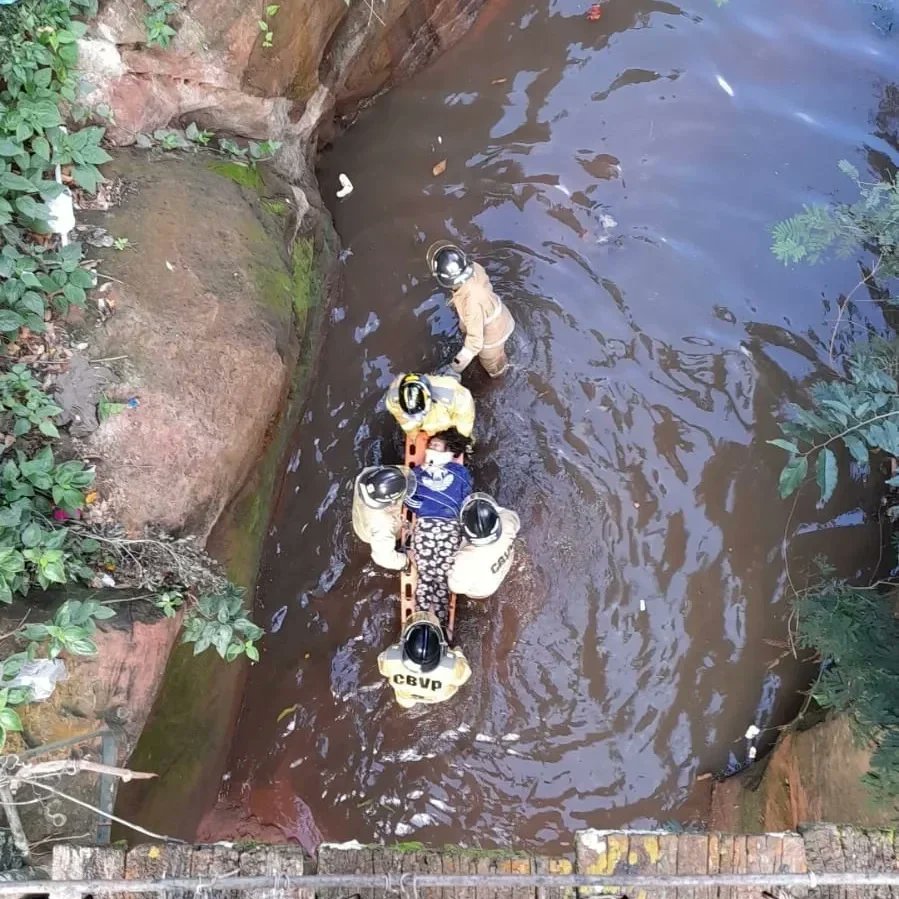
[204,0,899,853]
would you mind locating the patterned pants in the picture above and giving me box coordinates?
[411,518,462,626]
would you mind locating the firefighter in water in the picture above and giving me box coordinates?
[427,242,516,378]
[385,372,475,439]
[448,493,521,599]
[351,466,414,571]
[378,611,471,708]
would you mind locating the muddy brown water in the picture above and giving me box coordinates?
[208,0,899,853]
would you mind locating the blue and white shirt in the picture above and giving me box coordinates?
[405,461,472,520]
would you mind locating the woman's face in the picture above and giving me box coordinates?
[428,437,447,452]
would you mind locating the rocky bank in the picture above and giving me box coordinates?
[709,715,899,832]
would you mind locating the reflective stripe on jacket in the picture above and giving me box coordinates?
[450,263,515,369]
[377,643,472,707]
[351,472,405,570]
[384,374,476,437]
[447,508,520,598]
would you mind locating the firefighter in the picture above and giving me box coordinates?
[448,493,521,599]
[385,372,475,438]
[351,466,414,571]
[427,242,515,378]
[377,611,472,708]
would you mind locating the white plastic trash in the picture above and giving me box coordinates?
[336,173,353,198]
[47,167,75,246]
[8,659,68,701]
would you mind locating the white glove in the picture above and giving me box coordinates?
[451,346,476,374]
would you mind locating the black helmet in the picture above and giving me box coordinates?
[398,373,431,417]
[358,466,411,509]
[460,493,501,545]
[431,244,473,289]
[402,620,443,673]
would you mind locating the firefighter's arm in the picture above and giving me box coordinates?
[505,509,522,539]
[369,535,407,571]
[452,651,472,687]
[377,651,389,676]
[452,386,476,437]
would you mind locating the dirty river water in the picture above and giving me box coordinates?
[210,0,899,852]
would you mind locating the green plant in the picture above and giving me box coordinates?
[258,4,279,48]
[20,597,115,658]
[0,447,95,599]
[217,137,281,166]
[143,0,178,47]
[112,236,131,251]
[769,339,899,504]
[155,588,184,618]
[180,582,263,661]
[0,241,94,329]
[773,161,899,277]
[0,597,115,747]
[0,689,23,747]
[153,128,187,151]
[184,122,212,146]
[0,363,62,438]
[794,572,899,801]
[97,395,126,423]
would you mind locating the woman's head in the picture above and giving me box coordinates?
[431,428,468,457]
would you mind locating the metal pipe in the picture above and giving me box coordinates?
[18,870,899,896]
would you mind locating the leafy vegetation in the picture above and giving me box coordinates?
[180,583,262,661]
[772,163,899,802]
[794,572,899,801]
[0,363,63,439]
[143,0,179,48]
[769,339,899,505]
[772,161,899,276]
[258,4,280,49]
[0,0,265,748]
[135,125,281,188]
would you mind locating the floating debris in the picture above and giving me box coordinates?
[716,74,735,97]
[427,798,456,813]
[336,173,353,198]
[276,703,298,723]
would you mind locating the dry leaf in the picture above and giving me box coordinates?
[586,3,603,19]
[165,260,174,271]
[491,78,508,85]
[696,772,713,782]
[432,159,447,177]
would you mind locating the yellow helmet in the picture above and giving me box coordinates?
[398,373,431,416]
